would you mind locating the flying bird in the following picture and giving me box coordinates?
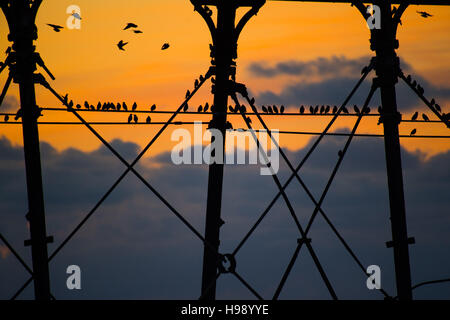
[161,43,170,50]
[411,111,418,121]
[410,128,417,136]
[47,24,63,32]
[417,11,432,18]
[124,23,138,30]
[133,30,143,34]
[117,40,128,51]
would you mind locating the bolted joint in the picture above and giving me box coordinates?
[386,237,415,248]
[297,238,311,245]
[218,253,236,274]
[24,236,54,247]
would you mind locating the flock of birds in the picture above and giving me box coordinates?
[47,17,170,52]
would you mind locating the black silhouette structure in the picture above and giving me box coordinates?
[0,0,449,301]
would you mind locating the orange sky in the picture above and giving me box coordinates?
[0,0,449,158]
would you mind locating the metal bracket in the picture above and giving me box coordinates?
[386,237,415,248]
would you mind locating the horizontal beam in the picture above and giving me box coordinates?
[269,0,450,5]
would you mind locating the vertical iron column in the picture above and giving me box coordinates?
[374,1,412,300]
[201,3,236,300]
[8,1,52,300]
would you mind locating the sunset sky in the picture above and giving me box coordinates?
[0,0,449,156]
[0,1,450,300]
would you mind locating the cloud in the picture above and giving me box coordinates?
[0,245,9,259]
[248,56,450,112]
[0,135,449,299]
[0,95,19,112]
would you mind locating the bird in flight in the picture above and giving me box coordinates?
[124,23,138,30]
[117,40,128,51]
[47,24,63,32]
[417,11,432,18]
[161,43,170,50]
[133,30,143,34]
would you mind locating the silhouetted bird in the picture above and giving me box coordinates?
[280,105,285,114]
[406,75,412,83]
[332,105,337,114]
[183,103,189,112]
[47,24,63,32]
[417,11,432,18]
[151,104,156,111]
[76,104,81,109]
[229,106,234,113]
[435,103,441,113]
[204,104,209,113]
[422,113,429,121]
[250,98,255,105]
[411,111,418,121]
[127,114,132,123]
[338,150,343,158]
[199,75,204,82]
[133,30,143,34]
[363,106,370,114]
[195,79,199,88]
[300,105,305,114]
[273,105,279,114]
[268,106,273,114]
[354,105,360,114]
[115,103,120,110]
[134,114,138,123]
[410,128,417,136]
[342,106,349,114]
[198,105,203,112]
[4,114,9,122]
[412,80,417,88]
[417,85,424,95]
[309,106,314,114]
[262,106,268,113]
[63,94,69,105]
[123,102,128,111]
[320,105,324,114]
[117,40,128,51]
[325,105,330,114]
[68,100,74,108]
[132,102,137,111]
[90,105,95,111]
[314,105,319,114]
[241,105,247,114]
[146,116,151,123]
[84,101,89,109]
[124,23,138,30]
[5,47,11,55]
[97,102,102,110]
[430,98,435,106]
[161,43,170,50]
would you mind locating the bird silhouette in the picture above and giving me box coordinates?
[268,106,273,114]
[262,106,268,113]
[332,106,337,114]
[4,114,9,122]
[68,100,74,108]
[273,105,279,114]
[229,106,234,113]
[146,116,151,123]
[300,105,305,114]
[84,101,89,109]
[186,90,190,99]
[417,85,424,95]
[97,102,102,110]
[406,75,412,83]
[280,105,285,114]
[410,128,417,136]
[412,80,417,88]
[134,114,138,123]
[422,113,429,121]
[5,47,11,55]
[250,97,255,105]
[199,75,204,82]
[309,106,314,114]
[183,103,189,112]
[117,40,128,51]
[76,104,81,109]
[411,111,418,121]
[132,102,137,111]
[122,102,128,111]
[195,79,199,88]
[435,103,441,113]
[133,30,143,34]
[430,98,435,105]
[161,43,170,50]
[127,114,132,123]
[338,150,343,158]
[325,105,330,114]
[342,106,349,114]
[320,105,324,114]
[151,104,156,112]
[417,11,432,18]
[124,23,138,30]
[116,103,121,110]
[354,105,360,114]
[204,104,209,113]
[15,109,23,120]
[314,105,319,114]
[47,24,63,32]
[198,105,203,112]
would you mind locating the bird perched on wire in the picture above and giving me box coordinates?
[134,114,138,123]
[161,43,170,50]
[325,105,330,114]
[267,106,273,114]
[417,11,432,18]
[198,105,203,112]
[342,106,349,114]
[411,111,418,121]
[332,106,337,114]
[124,23,138,30]
[183,103,189,112]
[117,40,128,51]
[132,102,137,111]
[127,114,132,123]
[353,105,360,115]
[4,114,9,122]
[435,103,441,113]
[151,104,156,112]
[15,108,23,120]
[204,104,209,113]
[262,106,268,113]
[410,128,417,136]
[422,113,430,121]
[47,24,63,32]
[280,105,285,114]
[300,105,305,114]
[122,102,128,111]
[146,116,151,123]
[273,105,279,114]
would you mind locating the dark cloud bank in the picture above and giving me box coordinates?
[0,133,449,300]
[247,56,450,112]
